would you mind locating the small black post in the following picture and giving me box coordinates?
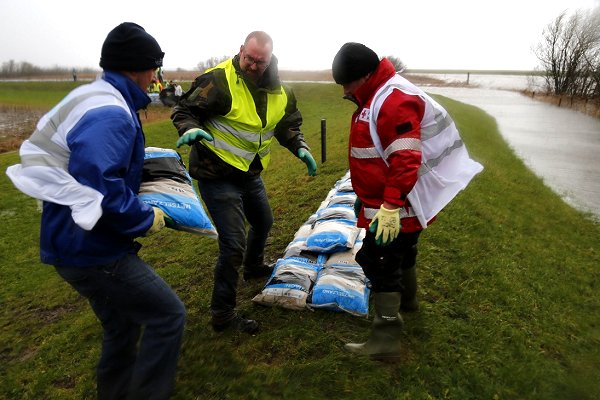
[321,118,327,163]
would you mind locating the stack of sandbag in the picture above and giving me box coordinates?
[252,172,370,317]
[139,147,217,238]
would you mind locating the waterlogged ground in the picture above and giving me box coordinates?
[0,105,44,151]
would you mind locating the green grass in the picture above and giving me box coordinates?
[0,81,87,108]
[1,82,599,400]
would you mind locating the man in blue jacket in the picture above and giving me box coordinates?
[7,22,185,399]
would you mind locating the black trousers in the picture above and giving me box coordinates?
[355,230,420,292]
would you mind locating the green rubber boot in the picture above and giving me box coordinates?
[344,292,403,360]
[400,266,419,312]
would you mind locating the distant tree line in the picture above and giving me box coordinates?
[0,60,97,78]
[195,55,407,75]
[383,56,407,73]
[197,56,229,73]
[535,8,600,100]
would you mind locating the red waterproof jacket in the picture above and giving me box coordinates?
[349,58,427,233]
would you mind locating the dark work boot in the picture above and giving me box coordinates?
[400,266,419,312]
[344,292,403,360]
[211,313,259,334]
[243,263,274,281]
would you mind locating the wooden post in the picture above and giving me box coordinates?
[321,119,327,163]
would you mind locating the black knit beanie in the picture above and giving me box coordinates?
[332,42,379,84]
[99,22,164,71]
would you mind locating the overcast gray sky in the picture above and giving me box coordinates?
[1,0,599,71]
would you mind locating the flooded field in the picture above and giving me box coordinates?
[0,105,44,152]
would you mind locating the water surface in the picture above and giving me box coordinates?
[426,86,600,220]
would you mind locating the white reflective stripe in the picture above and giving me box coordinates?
[421,108,452,140]
[207,119,275,142]
[352,138,421,162]
[208,137,256,161]
[364,206,416,219]
[384,137,421,159]
[258,147,271,158]
[425,139,465,169]
[262,130,275,141]
[21,153,65,168]
[351,146,381,159]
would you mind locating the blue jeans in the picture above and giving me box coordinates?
[197,175,273,318]
[55,252,186,400]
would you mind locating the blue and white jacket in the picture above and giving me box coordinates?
[6,71,155,267]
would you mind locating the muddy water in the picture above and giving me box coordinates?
[0,106,43,142]
[426,86,600,220]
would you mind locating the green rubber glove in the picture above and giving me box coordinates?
[368,205,401,246]
[297,148,317,176]
[353,197,362,218]
[164,214,176,228]
[176,128,213,148]
[145,207,166,236]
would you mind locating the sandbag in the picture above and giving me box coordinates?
[304,218,360,253]
[139,147,217,238]
[309,264,370,317]
[252,257,320,311]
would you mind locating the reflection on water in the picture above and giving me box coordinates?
[409,73,546,91]
[426,86,600,220]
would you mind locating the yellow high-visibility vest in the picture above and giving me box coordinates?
[202,59,287,171]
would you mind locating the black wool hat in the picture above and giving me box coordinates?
[332,42,379,84]
[99,22,164,71]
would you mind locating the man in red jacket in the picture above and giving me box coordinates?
[332,42,482,360]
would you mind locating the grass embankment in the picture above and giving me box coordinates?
[1,83,599,400]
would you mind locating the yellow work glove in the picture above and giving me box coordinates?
[368,205,401,246]
[145,207,166,236]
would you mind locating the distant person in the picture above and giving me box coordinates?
[72,68,77,82]
[171,30,317,334]
[6,22,185,398]
[331,43,482,360]
[148,78,162,93]
[173,81,183,100]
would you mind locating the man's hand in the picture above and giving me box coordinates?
[176,128,213,148]
[297,148,317,176]
[145,207,167,236]
[368,205,401,246]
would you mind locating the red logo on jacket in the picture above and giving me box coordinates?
[358,108,370,123]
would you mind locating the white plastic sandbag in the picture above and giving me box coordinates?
[309,264,370,317]
[139,147,217,238]
[252,257,321,310]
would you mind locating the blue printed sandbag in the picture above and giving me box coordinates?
[139,147,217,238]
[252,257,321,310]
[304,218,360,253]
[309,264,370,317]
